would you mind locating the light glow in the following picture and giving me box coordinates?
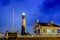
[22,12,26,15]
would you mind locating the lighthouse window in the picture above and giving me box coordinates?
[22,16,25,19]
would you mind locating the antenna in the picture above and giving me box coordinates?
[12,8,14,32]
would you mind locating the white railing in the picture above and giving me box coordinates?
[18,33,60,38]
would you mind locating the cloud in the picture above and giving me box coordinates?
[39,0,60,14]
[0,0,11,6]
[37,0,60,24]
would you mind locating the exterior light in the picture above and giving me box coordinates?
[22,12,26,15]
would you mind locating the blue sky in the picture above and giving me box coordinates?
[0,0,60,34]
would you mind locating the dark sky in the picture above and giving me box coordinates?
[0,0,60,34]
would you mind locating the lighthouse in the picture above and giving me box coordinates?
[21,12,26,35]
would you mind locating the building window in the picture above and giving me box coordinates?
[52,30,55,33]
[38,29,40,34]
[44,29,46,33]
[34,30,37,34]
[57,29,60,33]
[46,29,52,34]
[43,29,56,34]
